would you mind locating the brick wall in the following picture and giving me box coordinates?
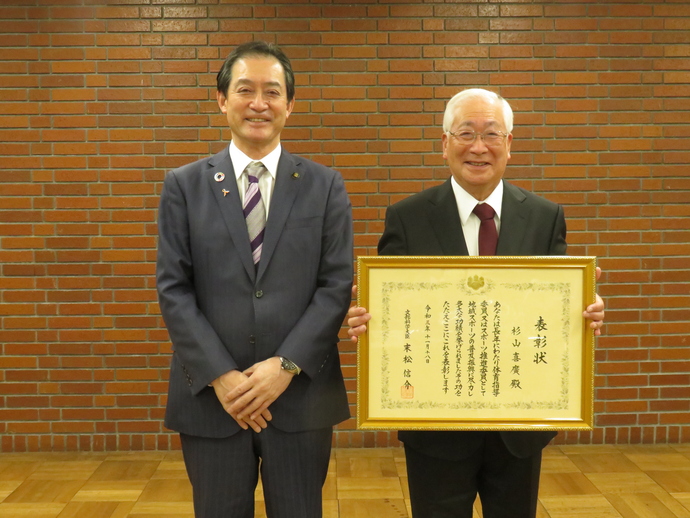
[1,0,689,451]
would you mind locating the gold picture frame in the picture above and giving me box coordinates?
[356,256,597,431]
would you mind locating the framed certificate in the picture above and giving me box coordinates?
[356,256,597,431]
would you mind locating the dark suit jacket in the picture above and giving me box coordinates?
[156,147,352,438]
[379,178,566,460]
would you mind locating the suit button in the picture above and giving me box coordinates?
[255,290,263,298]
[249,335,256,344]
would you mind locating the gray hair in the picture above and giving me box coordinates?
[442,88,514,134]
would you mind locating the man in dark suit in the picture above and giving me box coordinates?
[156,41,352,518]
[347,88,605,518]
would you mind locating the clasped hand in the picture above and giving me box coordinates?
[211,356,295,433]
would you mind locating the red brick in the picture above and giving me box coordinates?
[0,1,687,452]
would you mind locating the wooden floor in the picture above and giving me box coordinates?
[3,444,690,517]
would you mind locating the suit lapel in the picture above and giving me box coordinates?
[256,150,302,280]
[496,180,528,255]
[206,148,256,280]
[429,179,469,256]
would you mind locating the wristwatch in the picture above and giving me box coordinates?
[279,356,301,375]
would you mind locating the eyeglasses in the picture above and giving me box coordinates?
[447,130,508,146]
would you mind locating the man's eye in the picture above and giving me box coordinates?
[458,132,475,140]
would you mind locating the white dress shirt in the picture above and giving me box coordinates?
[229,141,282,218]
[450,177,504,256]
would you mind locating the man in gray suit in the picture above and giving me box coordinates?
[156,41,352,518]
[347,88,605,518]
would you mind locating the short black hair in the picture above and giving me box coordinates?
[216,41,295,102]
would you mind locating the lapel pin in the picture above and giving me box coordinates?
[292,172,300,179]
[214,172,225,182]
[222,189,229,197]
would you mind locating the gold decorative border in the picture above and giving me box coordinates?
[356,256,597,431]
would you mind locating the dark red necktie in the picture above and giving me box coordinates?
[473,203,498,256]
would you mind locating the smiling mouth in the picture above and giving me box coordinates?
[467,161,490,167]
[247,118,269,123]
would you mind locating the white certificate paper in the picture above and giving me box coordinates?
[357,256,596,431]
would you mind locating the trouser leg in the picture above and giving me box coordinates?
[180,430,258,518]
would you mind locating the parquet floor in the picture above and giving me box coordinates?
[3,444,690,517]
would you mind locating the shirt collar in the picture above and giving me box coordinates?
[230,141,281,180]
[450,177,504,224]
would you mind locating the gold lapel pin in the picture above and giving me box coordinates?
[292,172,300,179]
[222,189,229,197]
[214,172,225,182]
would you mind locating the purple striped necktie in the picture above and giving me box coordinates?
[242,161,267,267]
[473,202,498,256]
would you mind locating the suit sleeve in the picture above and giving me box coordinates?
[273,172,353,378]
[378,204,409,256]
[549,204,568,256]
[156,170,238,394]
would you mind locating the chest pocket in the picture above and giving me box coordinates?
[285,215,321,229]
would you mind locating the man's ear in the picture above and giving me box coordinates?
[285,97,295,119]
[441,132,449,160]
[216,91,227,113]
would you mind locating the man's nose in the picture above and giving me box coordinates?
[249,92,268,110]
[469,134,489,153]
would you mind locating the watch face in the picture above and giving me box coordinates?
[280,357,299,374]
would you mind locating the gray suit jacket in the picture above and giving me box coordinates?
[156,147,352,438]
[379,178,566,459]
